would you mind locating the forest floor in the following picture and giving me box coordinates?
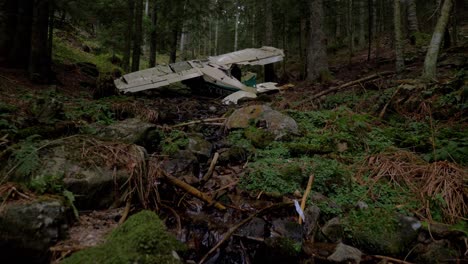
[0,31,467,264]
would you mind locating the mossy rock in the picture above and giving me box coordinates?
[62,211,185,264]
[244,126,275,149]
[344,209,418,256]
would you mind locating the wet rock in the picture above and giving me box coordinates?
[237,217,266,238]
[303,205,320,239]
[161,150,199,184]
[93,118,160,151]
[413,239,459,264]
[254,218,303,263]
[0,199,69,264]
[187,133,212,159]
[218,146,249,163]
[327,242,362,264]
[320,217,343,243]
[225,105,298,140]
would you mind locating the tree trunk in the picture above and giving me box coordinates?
[10,0,33,68]
[169,27,178,63]
[358,0,366,48]
[29,0,50,82]
[394,0,405,74]
[423,0,453,80]
[234,12,239,51]
[131,0,143,71]
[214,17,219,55]
[367,0,372,60]
[346,0,354,61]
[122,0,135,72]
[148,0,157,68]
[264,0,276,82]
[306,0,329,82]
[406,0,419,34]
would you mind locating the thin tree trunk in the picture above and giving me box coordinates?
[47,0,54,71]
[145,0,149,16]
[406,0,419,33]
[306,0,329,81]
[148,0,157,68]
[264,0,276,82]
[394,0,405,74]
[169,27,178,63]
[347,0,354,62]
[367,0,372,60]
[214,17,219,55]
[358,0,366,47]
[423,0,453,80]
[123,0,135,72]
[29,0,50,82]
[10,0,33,68]
[131,0,143,71]
[234,12,239,51]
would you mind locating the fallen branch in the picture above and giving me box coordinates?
[298,71,394,105]
[201,152,220,184]
[372,255,415,264]
[171,118,226,128]
[198,201,294,264]
[299,174,315,225]
[164,173,226,211]
[379,85,402,119]
[118,198,132,225]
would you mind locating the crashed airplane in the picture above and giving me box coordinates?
[114,46,285,104]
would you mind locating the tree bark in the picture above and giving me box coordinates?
[358,0,366,47]
[29,0,50,82]
[306,0,329,82]
[264,0,276,82]
[148,0,157,68]
[234,11,239,51]
[406,0,419,34]
[394,0,405,74]
[169,27,178,63]
[122,0,135,72]
[423,0,453,80]
[346,0,354,61]
[131,0,143,71]
[10,0,33,68]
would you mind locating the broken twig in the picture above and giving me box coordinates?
[299,174,315,225]
[171,118,226,128]
[164,173,226,210]
[201,152,220,183]
[298,71,394,105]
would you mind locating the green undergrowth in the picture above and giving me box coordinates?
[62,211,185,264]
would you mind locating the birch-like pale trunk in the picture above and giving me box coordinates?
[406,0,419,33]
[234,12,239,51]
[394,0,405,73]
[423,0,453,80]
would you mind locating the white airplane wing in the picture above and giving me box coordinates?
[208,46,284,67]
[114,61,203,93]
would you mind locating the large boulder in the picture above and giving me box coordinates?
[9,136,146,209]
[226,105,299,140]
[93,118,161,152]
[0,199,69,264]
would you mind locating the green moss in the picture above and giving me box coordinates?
[243,126,275,149]
[344,208,402,255]
[63,211,185,264]
[161,130,189,156]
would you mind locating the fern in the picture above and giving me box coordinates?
[12,135,41,179]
